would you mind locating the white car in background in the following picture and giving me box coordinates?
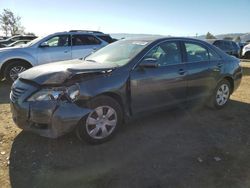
[0,30,114,82]
[242,43,250,59]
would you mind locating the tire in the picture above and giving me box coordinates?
[76,96,123,144]
[245,52,250,59]
[207,79,231,109]
[4,61,31,82]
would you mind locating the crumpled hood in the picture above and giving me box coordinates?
[19,59,115,85]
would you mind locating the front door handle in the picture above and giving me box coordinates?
[64,50,69,53]
[217,63,223,68]
[178,69,186,75]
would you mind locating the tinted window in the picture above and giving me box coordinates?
[208,49,221,61]
[214,40,224,49]
[43,35,69,47]
[12,37,21,42]
[72,35,101,46]
[224,41,232,50]
[144,42,182,66]
[232,42,240,50]
[185,42,209,62]
[97,35,113,43]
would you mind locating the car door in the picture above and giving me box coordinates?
[37,35,71,65]
[71,34,103,59]
[130,41,187,114]
[183,41,223,101]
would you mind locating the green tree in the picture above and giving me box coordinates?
[233,36,241,42]
[0,9,24,36]
[206,32,216,39]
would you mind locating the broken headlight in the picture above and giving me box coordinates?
[27,85,80,102]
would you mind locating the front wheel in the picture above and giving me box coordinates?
[76,96,123,144]
[4,61,31,82]
[208,80,231,109]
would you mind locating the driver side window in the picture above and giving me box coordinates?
[143,41,182,66]
[43,35,69,47]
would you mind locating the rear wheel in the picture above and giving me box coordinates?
[76,96,123,144]
[208,79,231,109]
[4,61,31,82]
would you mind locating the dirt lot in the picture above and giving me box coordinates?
[1,62,250,188]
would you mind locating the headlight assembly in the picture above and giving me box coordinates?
[27,85,80,102]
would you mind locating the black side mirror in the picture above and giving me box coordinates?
[139,58,159,68]
[39,42,49,48]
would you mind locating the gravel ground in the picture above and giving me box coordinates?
[0,62,250,188]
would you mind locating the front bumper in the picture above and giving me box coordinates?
[10,100,92,138]
[10,79,92,138]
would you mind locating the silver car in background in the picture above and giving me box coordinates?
[0,30,113,81]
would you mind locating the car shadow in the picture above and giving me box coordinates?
[0,80,11,104]
[9,100,250,188]
[242,66,250,76]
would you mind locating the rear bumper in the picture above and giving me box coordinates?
[10,100,92,138]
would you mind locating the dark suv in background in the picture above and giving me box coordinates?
[69,30,117,43]
[206,39,240,58]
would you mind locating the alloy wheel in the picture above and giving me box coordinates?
[9,66,26,81]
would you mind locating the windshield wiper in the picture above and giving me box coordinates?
[85,59,97,63]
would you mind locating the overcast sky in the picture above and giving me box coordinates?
[1,0,250,36]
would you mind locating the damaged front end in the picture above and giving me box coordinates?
[10,78,92,138]
[10,60,116,138]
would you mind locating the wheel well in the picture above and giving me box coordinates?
[224,76,234,93]
[101,92,124,110]
[0,59,32,79]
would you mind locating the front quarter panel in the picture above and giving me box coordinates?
[0,47,37,67]
[77,69,129,106]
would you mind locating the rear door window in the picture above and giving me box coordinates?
[72,35,101,46]
[184,42,209,62]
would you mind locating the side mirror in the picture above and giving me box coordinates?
[139,58,159,68]
[39,42,49,48]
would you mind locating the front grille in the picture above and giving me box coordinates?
[10,87,26,102]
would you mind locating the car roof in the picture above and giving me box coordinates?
[52,30,110,36]
[206,39,237,44]
[122,37,210,44]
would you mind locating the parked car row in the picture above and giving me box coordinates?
[0,30,116,82]
[0,35,37,48]
[206,39,240,58]
[10,37,242,144]
[242,43,250,59]
[206,39,250,59]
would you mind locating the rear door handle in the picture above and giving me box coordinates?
[178,69,186,75]
[64,50,69,53]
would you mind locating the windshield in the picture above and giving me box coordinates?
[85,40,149,67]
